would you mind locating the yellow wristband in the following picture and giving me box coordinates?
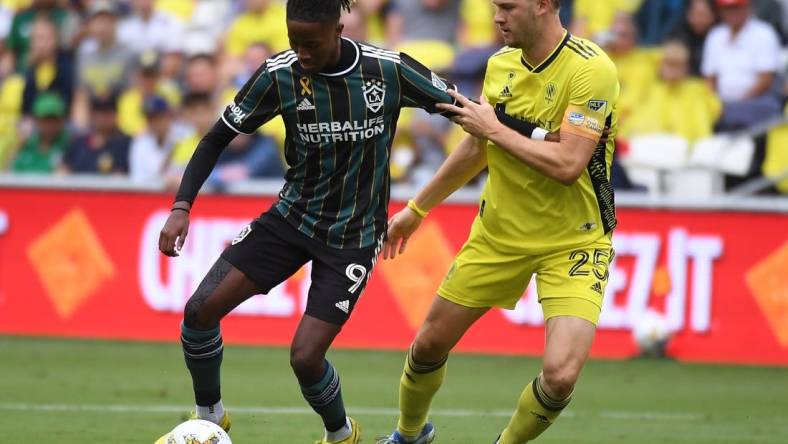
[407,199,429,218]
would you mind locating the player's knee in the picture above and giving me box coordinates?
[183,295,219,330]
[289,344,325,378]
[541,364,580,399]
[411,333,450,364]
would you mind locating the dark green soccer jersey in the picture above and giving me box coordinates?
[221,38,456,249]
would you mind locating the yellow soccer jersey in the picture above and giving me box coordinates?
[479,32,620,253]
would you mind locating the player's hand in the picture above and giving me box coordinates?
[383,207,424,260]
[600,126,611,145]
[437,91,503,139]
[159,207,190,257]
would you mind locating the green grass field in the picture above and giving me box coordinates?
[2,336,787,443]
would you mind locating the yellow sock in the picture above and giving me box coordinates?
[499,376,571,444]
[396,346,447,437]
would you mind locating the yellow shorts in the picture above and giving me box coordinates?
[437,218,614,325]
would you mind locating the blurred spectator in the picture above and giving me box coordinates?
[0,57,24,169]
[452,0,503,97]
[118,0,185,55]
[621,40,721,142]
[128,95,189,183]
[606,13,661,127]
[21,17,73,116]
[224,0,288,61]
[408,108,452,187]
[5,0,77,72]
[459,0,496,48]
[635,0,686,45]
[11,92,69,173]
[341,6,368,41]
[0,1,17,40]
[155,0,196,23]
[702,0,782,130]
[167,92,217,187]
[60,95,130,174]
[230,42,270,91]
[183,53,219,96]
[72,1,134,129]
[387,0,460,45]
[570,0,642,43]
[355,0,390,45]
[206,133,284,190]
[752,0,787,39]
[117,51,181,136]
[559,0,574,26]
[387,0,460,71]
[670,0,718,75]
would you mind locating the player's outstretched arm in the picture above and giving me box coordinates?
[159,120,237,257]
[383,135,486,260]
[439,91,598,186]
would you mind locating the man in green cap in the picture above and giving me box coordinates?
[12,92,70,173]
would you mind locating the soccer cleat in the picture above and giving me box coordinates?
[314,417,361,444]
[376,421,435,444]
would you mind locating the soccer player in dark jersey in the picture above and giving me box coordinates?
[156,1,553,443]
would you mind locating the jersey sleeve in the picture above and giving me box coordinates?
[561,56,619,142]
[221,62,281,134]
[398,52,457,114]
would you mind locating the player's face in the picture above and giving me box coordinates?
[493,0,540,49]
[287,20,343,74]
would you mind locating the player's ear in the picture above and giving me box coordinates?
[335,22,344,38]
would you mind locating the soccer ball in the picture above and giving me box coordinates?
[632,310,672,357]
[160,419,232,444]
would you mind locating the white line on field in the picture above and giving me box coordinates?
[0,402,702,421]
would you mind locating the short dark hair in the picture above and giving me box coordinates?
[552,0,561,9]
[286,0,354,23]
[182,92,213,109]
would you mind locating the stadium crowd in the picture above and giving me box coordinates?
[0,0,787,193]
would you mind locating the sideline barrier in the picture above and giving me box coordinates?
[1,184,786,365]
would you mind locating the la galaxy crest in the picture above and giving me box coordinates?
[363,79,385,113]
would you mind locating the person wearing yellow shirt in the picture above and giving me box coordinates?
[224,0,289,57]
[166,92,218,190]
[605,12,660,130]
[570,0,641,40]
[380,1,619,443]
[117,52,180,136]
[621,40,721,143]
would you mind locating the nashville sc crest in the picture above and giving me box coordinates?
[363,79,385,113]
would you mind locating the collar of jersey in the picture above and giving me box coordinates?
[317,37,361,77]
[520,30,570,74]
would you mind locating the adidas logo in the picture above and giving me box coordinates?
[297,98,315,111]
[499,85,512,98]
[335,300,350,313]
[590,282,603,295]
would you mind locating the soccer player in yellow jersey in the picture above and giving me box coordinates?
[377,1,619,443]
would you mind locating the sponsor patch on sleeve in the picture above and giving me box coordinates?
[568,112,586,126]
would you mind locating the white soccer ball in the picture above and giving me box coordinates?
[163,419,232,444]
[632,310,672,357]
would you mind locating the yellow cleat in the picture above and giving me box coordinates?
[153,411,231,444]
[314,417,361,444]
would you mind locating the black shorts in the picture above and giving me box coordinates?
[221,210,382,325]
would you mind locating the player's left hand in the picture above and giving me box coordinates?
[437,90,504,139]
